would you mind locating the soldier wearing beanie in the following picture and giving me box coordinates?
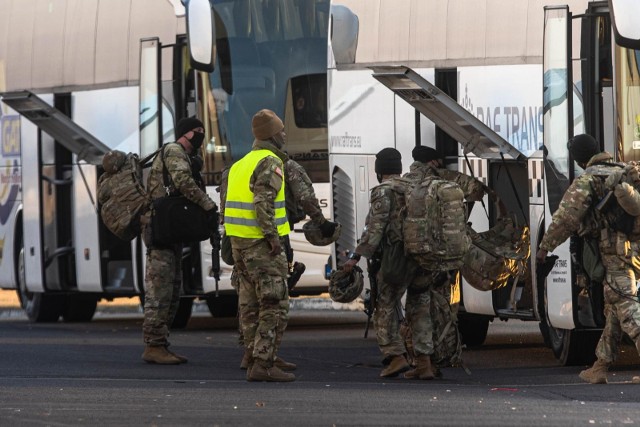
[537,134,640,384]
[344,147,437,379]
[223,108,297,382]
[141,116,217,365]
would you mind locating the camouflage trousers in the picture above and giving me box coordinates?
[375,268,434,359]
[595,260,640,363]
[142,244,182,347]
[232,238,290,367]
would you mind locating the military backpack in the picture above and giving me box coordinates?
[403,176,470,271]
[97,149,160,241]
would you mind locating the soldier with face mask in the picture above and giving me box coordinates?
[224,109,297,382]
[141,117,218,365]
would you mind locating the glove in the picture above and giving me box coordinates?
[268,237,282,256]
[319,220,338,238]
[207,206,220,231]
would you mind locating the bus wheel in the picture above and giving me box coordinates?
[548,326,599,366]
[15,236,62,322]
[206,295,239,318]
[171,297,194,329]
[458,313,490,347]
[62,295,98,322]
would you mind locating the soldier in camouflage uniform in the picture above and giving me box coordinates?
[536,134,640,384]
[141,117,218,365]
[223,109,296,382]
[344,148,436,379]
[220,157,337,371]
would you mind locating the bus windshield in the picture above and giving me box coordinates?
[202,0,330,185]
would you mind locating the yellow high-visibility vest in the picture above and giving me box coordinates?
[224,149,290,238]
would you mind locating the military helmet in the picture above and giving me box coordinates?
[303,220,342,246]
[329,265,364,303]
[102,150,127,174]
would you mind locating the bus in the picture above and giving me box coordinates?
[327,0,640,365]
[0,0,332,324]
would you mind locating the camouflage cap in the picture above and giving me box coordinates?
[329,265,364,303]
[102,150,127,174]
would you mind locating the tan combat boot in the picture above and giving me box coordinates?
[142,346,182,365]
[274,356,297,371]
[248,363,296,382]
[167,348,188,364]
[633,376,640,384]
[404,354,435,380]
[579,359,609,384]
[380,355,410,378]
[240,349,252,370]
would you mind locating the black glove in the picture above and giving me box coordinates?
[319,220,338,238]
[207,207,219,231]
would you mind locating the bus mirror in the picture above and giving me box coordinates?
[186,0,215,72]
[608,0,640,49]
[330,5,358,65]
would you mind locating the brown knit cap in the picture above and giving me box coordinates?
[251,109,284,140]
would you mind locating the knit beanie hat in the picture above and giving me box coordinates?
[567,134,599,164]
[252,109,284,140]
[175,117,204,139]
[412,145,440,163]
[375,147,402,175]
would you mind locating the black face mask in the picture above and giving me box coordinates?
[189,132,205,151]
[376,173,383,184]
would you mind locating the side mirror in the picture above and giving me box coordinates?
[330,5,359,65]
[608,0,640,49]
[185,0,215,72]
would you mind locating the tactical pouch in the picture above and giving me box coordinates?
[381,240,418,286]
[221,233,234,265]
[151,195,210,246]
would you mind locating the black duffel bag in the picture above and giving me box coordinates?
[151,195,210,246]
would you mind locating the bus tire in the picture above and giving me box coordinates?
[16,234,63,322]
[458,313,490,347]
[171,297,194,329]
[548,326,599,366]
[62,294,98,322]
[206,294,239,318]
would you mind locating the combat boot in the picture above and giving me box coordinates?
[274,356,297,371]
[633,376,640,384]
[240,349,252,370]
[380,355,410,378]
[404,354,435,380]
[167,347,188,364]
[579,359,609,384]
[248,363,296,382]
[142,345,182,365]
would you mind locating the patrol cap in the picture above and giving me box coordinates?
[567,134,600,164]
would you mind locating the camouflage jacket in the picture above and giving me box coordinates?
[355,175,411,259]
[146,142,215,211]
[403,161,492,202]
[226,140,288,248]
[284,159,324,225]
[539,152,621,252]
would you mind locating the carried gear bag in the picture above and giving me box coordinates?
[98,149,160,241]
[403,176,470,271]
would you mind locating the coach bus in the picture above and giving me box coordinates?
[0,0,332,325]
[327,0,639,365]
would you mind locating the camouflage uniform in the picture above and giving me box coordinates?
[142,142,216,347]
[284,158,325,225]
[404,161,493,202]
[226,140,290,368]
[539,152,640,363]
[355,176,434,360]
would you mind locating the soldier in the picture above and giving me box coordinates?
[141,117,218,365]
[343,148,436,379]
[224,109,296,382]
[535,134,640,384]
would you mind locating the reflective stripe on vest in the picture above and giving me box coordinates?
[224,149,291,238]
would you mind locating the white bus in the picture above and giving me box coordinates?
[327,0,640,365]
[0,0,332,324]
